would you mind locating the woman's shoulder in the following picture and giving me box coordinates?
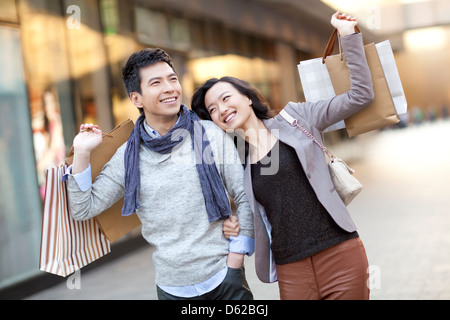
[278,101,309,120]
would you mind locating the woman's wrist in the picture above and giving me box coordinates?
[338,27,357,37]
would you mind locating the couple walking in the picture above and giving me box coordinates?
[66,12,372,300]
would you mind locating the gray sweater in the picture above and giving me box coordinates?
[67,120,254,286]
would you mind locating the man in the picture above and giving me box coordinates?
[66,48,254,300]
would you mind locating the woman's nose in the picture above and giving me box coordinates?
[218,103,229,115]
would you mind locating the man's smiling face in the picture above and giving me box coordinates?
[131,61,182,124]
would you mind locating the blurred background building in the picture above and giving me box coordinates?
[0,0,449,296]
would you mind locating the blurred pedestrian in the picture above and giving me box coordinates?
[65,48,255,300]
[192,12,373,300]
[441,102,449,119]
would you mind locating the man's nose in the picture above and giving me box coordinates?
[162,80,175,92]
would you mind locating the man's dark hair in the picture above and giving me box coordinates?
[122,48,176,97]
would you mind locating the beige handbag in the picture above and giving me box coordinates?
[279,110,362,205]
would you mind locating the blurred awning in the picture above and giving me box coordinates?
[256,0,450,51]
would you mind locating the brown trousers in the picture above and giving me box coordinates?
[276,237,370,300]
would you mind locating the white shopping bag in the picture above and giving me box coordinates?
[297,58,345,132]
[375,40,407,115]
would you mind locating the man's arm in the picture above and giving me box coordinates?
[226,252,245,269]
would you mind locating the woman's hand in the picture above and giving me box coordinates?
[223,215,240,239]
[331,11,358,37]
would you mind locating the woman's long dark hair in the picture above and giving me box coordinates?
[191,76,272,121]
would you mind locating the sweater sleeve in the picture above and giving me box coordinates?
[288,32,374,131]
[66,144,126,221]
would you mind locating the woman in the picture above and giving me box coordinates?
[191,12,374,300]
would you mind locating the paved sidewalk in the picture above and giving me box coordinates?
[347,121,450,300]
[25,246,280,300]
[26,120,450,300]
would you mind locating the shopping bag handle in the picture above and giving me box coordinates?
[64,119,133,165]
[322,26,360,64]
[65,131,114,160]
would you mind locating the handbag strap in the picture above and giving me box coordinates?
[279,109,336,160]
[279,109,356,173]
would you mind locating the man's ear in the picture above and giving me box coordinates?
[130,92,143,109]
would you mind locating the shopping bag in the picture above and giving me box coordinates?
[375,40,407,115]
[298,29,406,136]
[324,29,399,137]
[65,119,141,243]
[39,165,111,277]
[297,58,345,132]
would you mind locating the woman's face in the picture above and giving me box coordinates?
[204,81,253,131]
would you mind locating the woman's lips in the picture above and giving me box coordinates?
[224,112,236,123]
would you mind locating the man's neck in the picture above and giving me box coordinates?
[144,114,179,137]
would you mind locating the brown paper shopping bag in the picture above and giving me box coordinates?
[39,165,111,277]
[323,29,399,137]
[65,119,141,243]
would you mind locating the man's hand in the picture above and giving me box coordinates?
[72,123,103,174]
[74,123,103,153]
[223,216,240,239]
[331,11,358,37]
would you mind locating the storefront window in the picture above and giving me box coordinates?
[0,26,42,290]
[19,0,75,198]
[31,87,66,199]
[188,54,280,107]
[100,0,140,125]
[135,7,170,48]
[0,0,18,23]
[63,0,114,131]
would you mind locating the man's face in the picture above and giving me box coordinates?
[131,61,182,123]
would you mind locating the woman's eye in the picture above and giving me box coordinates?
[208,107,216,114]
[223,95,230,102]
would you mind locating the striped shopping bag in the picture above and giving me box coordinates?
[39,165,111,277]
